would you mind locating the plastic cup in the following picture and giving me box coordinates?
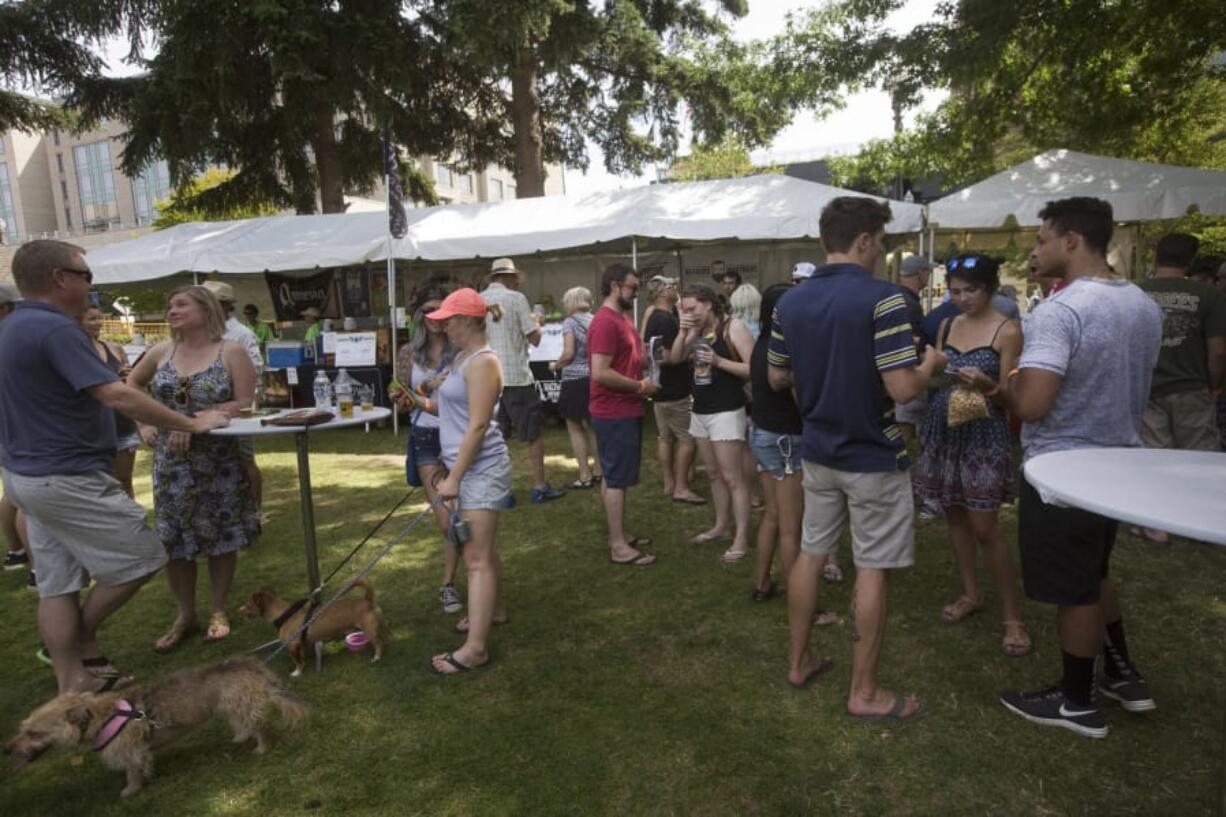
[338,398,355,418]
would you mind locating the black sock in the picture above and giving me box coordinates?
[1103,618,1134,679]
[1060,651,1097,706]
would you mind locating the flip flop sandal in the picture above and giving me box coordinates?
[787,657,833,690]
[813,610,839,626]
[83,656,120,678]
[92,674,135,693]
[610,552,656,567]
[627,536,653,548]
[567,479,594,489]
[429,652,486,675]
[822,563,845,584]
[940,596,983,625]
[849,694,926,723]
[1001,621,1032,657]
[692,532,732,545]
[751,581,779,602]
[204,613,232,643]
[671,495,707,505]
[153,621,200,654]
[720,548,748,564]
[35,645,52,667]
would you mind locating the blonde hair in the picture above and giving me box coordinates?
[729,283,761,324]
[562,286,593,312]
[166,285,226,342]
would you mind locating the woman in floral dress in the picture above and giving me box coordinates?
[912,255,1030,657]
[128,285,258,651]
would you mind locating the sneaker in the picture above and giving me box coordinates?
[1097,673,1156,713]
[3,549,29,570]
[918,501,943,520]
[1000,685,1109,739]
[499,493,517,510]
[530,483,565,504]
[439,583,463,614]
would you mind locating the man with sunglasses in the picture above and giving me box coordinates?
[0,240,230,695]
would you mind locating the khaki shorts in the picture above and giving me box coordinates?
[2,471,167,597]
[1141,390,1220,452]
[653,397,693,443]
[800,461,915,569]
[689,408,748,442]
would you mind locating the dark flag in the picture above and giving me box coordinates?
[383,133,408,239]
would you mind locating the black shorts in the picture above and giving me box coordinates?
[1018,472,1117,606]
[497,384,543,443]
[591,416,642,489]
[559,378,591,421]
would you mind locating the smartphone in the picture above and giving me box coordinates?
[388,379,416,405]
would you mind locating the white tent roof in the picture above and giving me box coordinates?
[928,149,1226,229]
[89,174,924,285]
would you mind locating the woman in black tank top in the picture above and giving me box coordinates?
[666,284,756,563]
[82,305,138,498]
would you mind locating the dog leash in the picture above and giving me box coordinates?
[253,497,441,664]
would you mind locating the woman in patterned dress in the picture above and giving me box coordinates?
[912,255,1030,656]
[128,286,259,651]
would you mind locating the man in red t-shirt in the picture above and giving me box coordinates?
[589,264,658,566]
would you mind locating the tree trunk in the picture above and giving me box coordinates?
[310,98,346,214]
[510,51,546,198]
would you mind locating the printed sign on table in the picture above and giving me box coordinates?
[334,332,378,367]
[528,322,565,363]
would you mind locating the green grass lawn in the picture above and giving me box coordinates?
[2,423,1224,816]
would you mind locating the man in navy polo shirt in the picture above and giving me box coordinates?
[0,240,230,694]
[769,197,947,720]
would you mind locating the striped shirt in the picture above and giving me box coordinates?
[479,282,536,387]
[768,263,918,472]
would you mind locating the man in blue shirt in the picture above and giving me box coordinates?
[769,197,947,721]
[0,240,230,694]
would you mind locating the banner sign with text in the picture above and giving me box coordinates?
[266,270,339,321]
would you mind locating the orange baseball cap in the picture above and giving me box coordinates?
[426,288,488,321]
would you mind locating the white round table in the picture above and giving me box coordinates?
[1023,448,1226,545]
[211,406,392,595]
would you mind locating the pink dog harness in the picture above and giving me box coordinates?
[92,699,156,752]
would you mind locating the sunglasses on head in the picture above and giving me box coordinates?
[946,257,982,271]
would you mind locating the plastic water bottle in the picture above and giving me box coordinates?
[313,370,333,409]
[334,369,355,418]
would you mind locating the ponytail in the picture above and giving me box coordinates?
[487,303,503,323]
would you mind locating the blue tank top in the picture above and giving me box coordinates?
[437,346,508,474]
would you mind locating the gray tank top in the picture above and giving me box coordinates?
[437,346,508,473]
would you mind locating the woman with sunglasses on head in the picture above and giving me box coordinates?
[668,283,755,563]
[128,286,259,652]
[393,284,463,616]
[81,305,139,499]
[419,289,511,674]
[912,254,1029,656]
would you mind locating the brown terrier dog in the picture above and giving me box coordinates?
[238,578,389,676]
[4,658,306,798]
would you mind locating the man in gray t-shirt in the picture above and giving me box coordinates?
[1019,278,1162,461]
[957,197,1162,740]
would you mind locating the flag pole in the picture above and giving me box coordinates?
[383,128,401,436]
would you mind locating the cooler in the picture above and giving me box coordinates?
[267,341,311,368]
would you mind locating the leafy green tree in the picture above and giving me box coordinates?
[151,168,280,229]
[821,0,1226,191]
[72,0,483,215]
[666,134,778,182]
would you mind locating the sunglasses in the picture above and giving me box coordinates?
[57,266,93,284]
[946,257,981,271]
[173,375,191,408]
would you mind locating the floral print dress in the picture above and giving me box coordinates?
[150,350,260,559]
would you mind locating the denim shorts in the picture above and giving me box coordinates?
[458,455,513,512]
[750,428,803,480]
[410,425,442,468]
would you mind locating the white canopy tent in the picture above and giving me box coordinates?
[88,174,925,284]
[928,149,1226,229]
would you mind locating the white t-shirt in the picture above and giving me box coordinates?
[225,316,263,374]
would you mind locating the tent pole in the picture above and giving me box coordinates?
[926,225,936,311]
[632,236,639,326]
[193,271,199,285]
[388,255,398,436]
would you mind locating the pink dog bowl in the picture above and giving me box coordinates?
[345,631,369,652]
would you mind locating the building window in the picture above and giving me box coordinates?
[73,140,120,232]
[460,173,474,194]
[60,180,68,200]
[65,208,72,228]
[0,164,17,242]
[56,153,64,173]
[508,184,517,199]
[0,135,5,156]
[490,178,503,200]
[435,164,453,188]
[131,160,172,224]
